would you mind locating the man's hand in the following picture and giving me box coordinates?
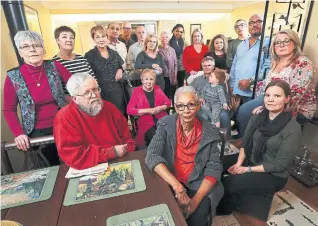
[223,103,229,110]
[14,134,30,151]
[238,79,251,90]
[114,144,128,157]
[234,166,248,175]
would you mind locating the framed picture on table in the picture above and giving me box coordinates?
[190,24,201,34]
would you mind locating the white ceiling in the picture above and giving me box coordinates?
[40,0,264,11]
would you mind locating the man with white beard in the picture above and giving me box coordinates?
[54,73,135,170]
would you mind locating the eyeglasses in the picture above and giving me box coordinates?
[248,20,263,26]
[235,23,246,29]
[175,102,198,111]
[274,39,292,47]
[19,44,43,51]
[74,87,101,98]
[122,27,131,30]
[109,27,120,31]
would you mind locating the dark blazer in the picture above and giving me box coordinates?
[145,114,224,217]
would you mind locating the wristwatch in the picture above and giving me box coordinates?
[249,78,254,85]
[247,166,252,173]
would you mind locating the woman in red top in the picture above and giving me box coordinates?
[127,69,171,148]
[182,29,209,79]
[3,31,71,165]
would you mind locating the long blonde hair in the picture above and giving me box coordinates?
[270,29,302,69]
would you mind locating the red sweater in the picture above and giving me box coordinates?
[182,45,209,73]
[53,101,136,170]
[3,61,71,137]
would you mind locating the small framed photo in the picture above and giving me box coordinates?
[190,24,201,34]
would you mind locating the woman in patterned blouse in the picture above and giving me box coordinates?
[237,29,316,136]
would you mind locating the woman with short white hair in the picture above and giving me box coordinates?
[159,31,178,101]
[146,86,224,226]
[3,31,71,165]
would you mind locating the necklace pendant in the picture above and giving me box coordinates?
[37,83,40,87]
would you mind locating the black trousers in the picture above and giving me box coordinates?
[171,186,211,226]
[177,70,186,87]
[29,127,60,166]
[218,154,287,217]
[186,188,211,226]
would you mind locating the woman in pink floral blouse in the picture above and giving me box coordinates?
[237,29,316,136]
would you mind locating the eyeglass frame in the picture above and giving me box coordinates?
[234,23,246,29]
[248,20,263,26]
[175,102,199,111]
[19,44,43,51]
[73,87,101,98]
[274,38,293,47]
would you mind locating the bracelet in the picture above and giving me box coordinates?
[175,189,187,198]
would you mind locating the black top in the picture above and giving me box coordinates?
[144,89,155,108]
[144,89,158,124]
[84,46,126,114]
[204,51,227,70]
[119,36,135,51]
[135,51,168,77]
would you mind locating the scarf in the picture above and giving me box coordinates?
[243,109,292,163]
[177,117,202,149]
[169,36,184,58]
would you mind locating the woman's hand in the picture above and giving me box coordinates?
[115,69,123,81]
[252,105,264,115]
[176,190,191,209]
[234,166,248,174]
[14,134,30,151]
[190,70,197,75]
[187,196,201,217]
[199,98,205,106]
[228,162,242,175]
[223,103,229,110]
[215,122,220,128]
[152,64,160,69]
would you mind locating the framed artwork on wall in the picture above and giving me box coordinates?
[190,24,201,35]
[24,5,42,35]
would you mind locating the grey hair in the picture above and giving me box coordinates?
[160,31,170,37]
[66,72,96,96]
[174,86,200,104]
[14,30,45,50]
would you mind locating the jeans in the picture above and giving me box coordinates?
[241,96,253,104]
[237,95,264,138]
[197,109,231,138]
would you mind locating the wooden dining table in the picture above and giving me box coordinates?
[1,150,187,226]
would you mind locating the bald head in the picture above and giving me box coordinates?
[248,14,263,37]
[136,26,147,42]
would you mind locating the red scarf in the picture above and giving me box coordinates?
[174,117,202,183]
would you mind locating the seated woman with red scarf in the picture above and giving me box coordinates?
[145,86,224,226]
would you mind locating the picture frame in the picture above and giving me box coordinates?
[190,24,201,34]
[276,0,305,3]
[24,5,42,35]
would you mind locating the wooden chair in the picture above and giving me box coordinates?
[1,135,55,175]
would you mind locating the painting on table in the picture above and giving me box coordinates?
[1,166,59,209]
[63,160,146,206]
[76,162,135,200]
[107,204,176,226]
[117,212,171,226]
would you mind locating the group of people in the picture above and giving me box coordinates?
[3,12,317,226]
